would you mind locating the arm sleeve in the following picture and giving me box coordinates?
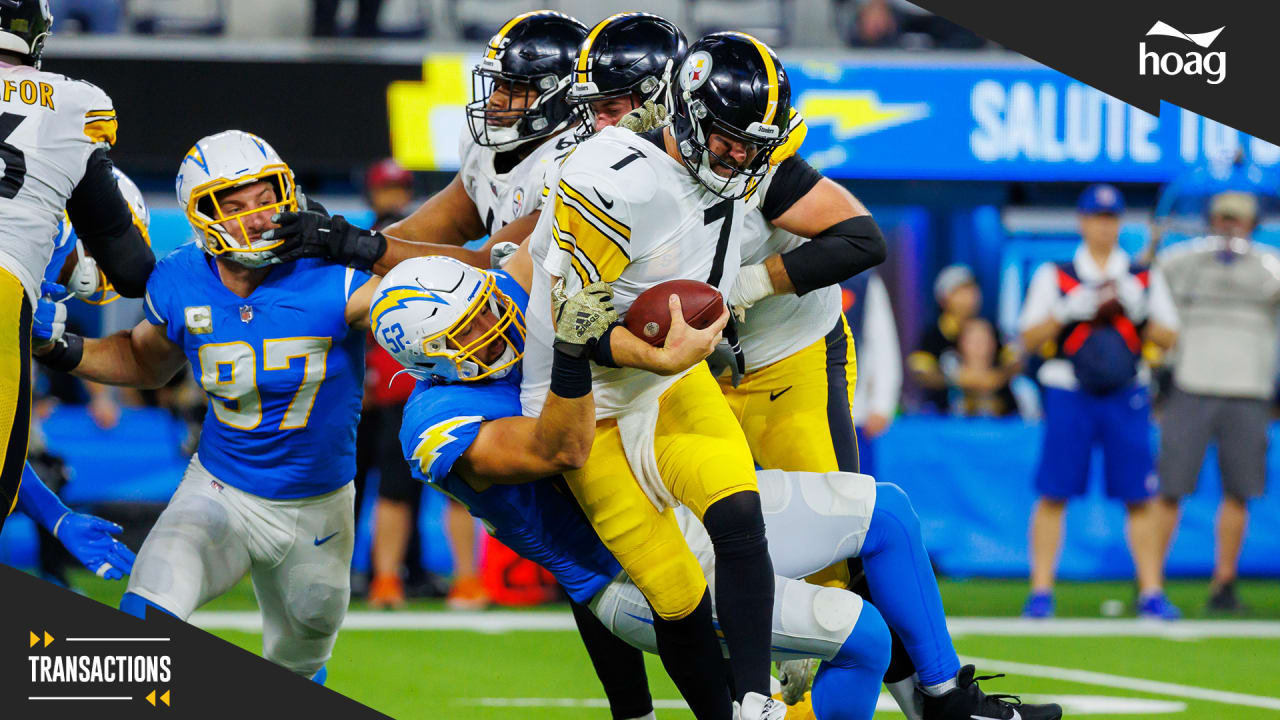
[864,275,902,417]
[66,149,155,298]
[760,156,823,222]
[543,167,633,293]
[1017,264,1059,332]
[15,463,70,533]
[402,411,485,483]
[777,215,887,296]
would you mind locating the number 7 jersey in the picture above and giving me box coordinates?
[521,125,752,418]
[144,244,372,499]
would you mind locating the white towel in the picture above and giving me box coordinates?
[616,385,677,511]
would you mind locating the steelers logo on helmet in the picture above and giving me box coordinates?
[466,10,589,152]
[681,51,713,93]
[370,256,526,383]
[177,130,297,268]
[567,12,688,138]
[670,32,792,200]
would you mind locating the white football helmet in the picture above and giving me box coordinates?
[68,167,152,305]
[370,256,525,383]
[175,130,296,268]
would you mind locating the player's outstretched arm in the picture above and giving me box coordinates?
[67,149,155,298]
[36,320,186,389]
[454,282,617,485]
[16,463,135,580]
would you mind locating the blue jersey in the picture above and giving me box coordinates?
[42,215,76,285]
[144,243,370,499]
[398,271,621,604]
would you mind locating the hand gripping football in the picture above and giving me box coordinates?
[624,279,725,347]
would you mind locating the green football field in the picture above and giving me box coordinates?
[69,573,1280,719]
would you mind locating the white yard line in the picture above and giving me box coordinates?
[189,611,1280,639]
[962,655,1280,711]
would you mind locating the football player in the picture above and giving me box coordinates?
[34,130,378,682]
[567,12,687,135]
[264,9,587,274]
[516,33,825,719]
[0,0,154,532]
[375,256,1062,720]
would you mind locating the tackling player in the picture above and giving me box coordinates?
[35,130,377,681]
[375,255,1062,720]
[0,0,153,532]
[264,9,588,274]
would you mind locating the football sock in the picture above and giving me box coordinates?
[859,482,962,687]
[885,676,925,720]
[703,490,775,700]
[569,598,654,720]
[119,592,179,620]
[810,601,891,720]
[651,590,732,720]
[921,676,959,696]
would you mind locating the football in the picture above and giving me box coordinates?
[624,279,725,346]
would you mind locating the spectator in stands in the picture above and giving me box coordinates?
[1018,184,1180,620]
[910,264,982,412]
[1155,191,1280,614]
[849,0,899,47]
[943,317,1019,417]
[847,271,902,475]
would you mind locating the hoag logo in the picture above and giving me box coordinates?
[1139,21,1226,84]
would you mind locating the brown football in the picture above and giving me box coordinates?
[624,279,725,347]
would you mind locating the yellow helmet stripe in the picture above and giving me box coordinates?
[486,11,540,59]
[728,32,779,127]
[576,12,639,84]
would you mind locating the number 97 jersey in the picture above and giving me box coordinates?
[144,244,372,499]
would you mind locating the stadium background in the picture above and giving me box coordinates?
[4,2,1279,718]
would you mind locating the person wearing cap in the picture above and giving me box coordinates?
[1017,184,1180,620]
[910,265,1018,413]
[365,158,414,231]
[1155,191,1280,614]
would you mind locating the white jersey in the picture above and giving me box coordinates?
[457,127,578,234]
[0,65,116,303]
[736,211,842,373]
[521,125,756,418]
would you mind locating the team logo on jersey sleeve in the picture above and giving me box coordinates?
[184,306,212,334]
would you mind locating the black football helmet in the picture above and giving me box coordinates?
[0,0,51,69]
[672,32,792,200]
[568,12,687,137]
[466,10,588,152]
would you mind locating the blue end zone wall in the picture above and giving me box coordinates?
[5,409,1279,579]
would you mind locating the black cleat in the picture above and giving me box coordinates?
[1207,582,1249,615]
[922,665,1063,720]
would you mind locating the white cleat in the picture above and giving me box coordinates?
[736,691,787,720]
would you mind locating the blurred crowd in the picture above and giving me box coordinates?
[48,0,996,50]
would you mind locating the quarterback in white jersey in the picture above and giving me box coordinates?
[0,0,152,530]
[264,10,587,276]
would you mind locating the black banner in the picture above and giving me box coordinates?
[914,0,1279,146]
[42,56,421,177]
[0,566,389,719]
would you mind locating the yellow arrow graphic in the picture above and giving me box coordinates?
[146,690,156,706]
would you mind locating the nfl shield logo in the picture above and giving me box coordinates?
[239,305,254,323]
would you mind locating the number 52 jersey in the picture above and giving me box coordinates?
[0,66,117,303]
[144,244,372,499]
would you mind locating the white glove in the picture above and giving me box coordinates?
[490,241,520,269]
[67,242,100,299]
[1051,285,1100,324]
[728,263,774,320]
[1114,275,1149,323]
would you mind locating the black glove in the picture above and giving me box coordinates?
[705,314,746,387]
[262,211,386,271]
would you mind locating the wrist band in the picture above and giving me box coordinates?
[589,322,622,368]
[36,333,84,373]
[550,347,593,399]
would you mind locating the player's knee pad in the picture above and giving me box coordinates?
[703,490,766,560]
[119,592,178,621]
[635,551,708,621]
[284,567,348,637]
[778,580,864,651]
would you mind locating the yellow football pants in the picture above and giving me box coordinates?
[720,315,860,473]
[564,364,758,620]
[0,266,32,528]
